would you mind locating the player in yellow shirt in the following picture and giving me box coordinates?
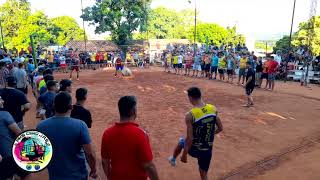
[168,87,223,180]
[217,53,227,81]
[165,52,172,73]
[238,53,248,85]
[173,53,179,74]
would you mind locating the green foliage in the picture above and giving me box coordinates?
[275,16,320,56]
[82,0,151,46]
[133,7,194,39]
[273,36,291,53]
[188,23,245,46]
[0,0,84,50]
[52,16,85,45]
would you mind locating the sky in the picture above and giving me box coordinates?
[0,0,319,41]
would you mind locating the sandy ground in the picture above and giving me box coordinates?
[23,67,320,180]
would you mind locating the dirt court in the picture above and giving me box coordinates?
[25,67,320,180]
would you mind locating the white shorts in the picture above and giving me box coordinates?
[193,64,201,71]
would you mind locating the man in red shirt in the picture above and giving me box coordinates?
[101,96,159,180]
[267,56,279,91]
[114,56,123,77]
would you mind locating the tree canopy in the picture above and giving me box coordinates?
[274,16,320,56]
[82,0,151,46]
[0,0,84,50]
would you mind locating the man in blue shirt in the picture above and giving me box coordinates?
[37,92,97,180]
[210,53,219,79]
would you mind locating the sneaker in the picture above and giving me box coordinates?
[168,156,176,167]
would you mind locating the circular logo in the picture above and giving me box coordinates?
[12,130,53,172]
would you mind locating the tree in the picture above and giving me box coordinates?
[273,36,291,53]
[82,0,151,46]
[0,0,31,48]
[292,16,320,56]
[133,7,194,40]
[52,16,85,45]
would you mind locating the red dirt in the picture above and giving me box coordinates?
[24,67,320,180]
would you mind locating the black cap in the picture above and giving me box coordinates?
[6,76,16,86]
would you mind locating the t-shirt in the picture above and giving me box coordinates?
[218,57,226,69]
[0,88,29,123]
[246,68,256,88]
[38,79,46,90]
[101,122,153,180]
[71,105,92,128]
[268,60,279,74]
[227,58,235,70]
[239,58,248,69]
[178,55,183,64]
[38,91,56,118]
[173,56,178,64]
[13,68,27,89]
[0,110,15,158]
[211,56,219,67]
[262,61,270,74]
[256,60,263,73]
[27,63,35,74]
[37,117,91,180]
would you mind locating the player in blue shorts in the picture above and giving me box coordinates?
[115,56,123,77]
[168,87,223,180]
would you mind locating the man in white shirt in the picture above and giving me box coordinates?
[178,53,184,75]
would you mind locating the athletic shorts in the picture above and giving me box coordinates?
[239,68,246,77]
[0,156,29,180]
[173,64,178,68]
[218,69,225,74]
[71,66,79,71]
[185,64,192,69]
[245,86,254,96]
[204,64,211,72]
[227,69,233,75]
[193,64,201,71]
[177,63,183,68]
[201,64,205,71]
[211,66,218,73]
[60,64,67,68]
[178,138,212,172]
[268,73,276,81]
[116,65,123,71]
[261,73,268,79]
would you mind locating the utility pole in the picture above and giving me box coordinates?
[194,0,197,57]
[81,0,87,53]
[0,20,5,51]
[30,34,38,67]
[289,0,297,50]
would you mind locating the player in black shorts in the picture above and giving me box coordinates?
[244,61,255,107]
[168,87,223,180]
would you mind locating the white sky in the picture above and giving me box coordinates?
[0,0,319,40]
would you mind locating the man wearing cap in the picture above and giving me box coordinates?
[0,76,31,129]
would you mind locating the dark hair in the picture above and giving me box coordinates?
[6,76,16,87]
[54,92,72,113]
[18,63,24,68]
[46,80,57,91]
[43,75,54,83]
[0,61,5,67]
[43,69,53,76]
[59,79,72,91]
[187,87,201,99]
[118,96,137,119]
[76,88,88,101]
[28,59,33,64]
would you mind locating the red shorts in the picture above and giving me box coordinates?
[186,64,192,69]
[71,66,79,71]
[60,64,67,68]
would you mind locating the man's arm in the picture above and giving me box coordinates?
[21,102,31,113]
[8,123,22,136]
[181,112,193,163]
[101,158,111,179]
[215,116,223,134]
[143,161,159,180]
[83,143,97,178]
[244,77,253,87]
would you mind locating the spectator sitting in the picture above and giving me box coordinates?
[71,88,92,128]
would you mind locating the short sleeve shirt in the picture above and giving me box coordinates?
[0,110,16,158]
[38,91,56,118]
[246,68,256,88]
[101,122,153,180]
[37,117,91,179]
[71,105,92,128]
[0,88,29,123]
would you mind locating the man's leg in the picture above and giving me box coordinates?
[168,138,185,166]
[271,80,275,90]
[69,69,73,79]
[76,69,79,80]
